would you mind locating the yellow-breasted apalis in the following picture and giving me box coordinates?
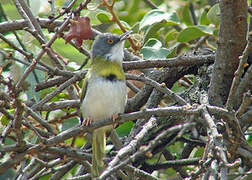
[80,31,131,178]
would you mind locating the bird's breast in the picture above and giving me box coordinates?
[81,77,127,121]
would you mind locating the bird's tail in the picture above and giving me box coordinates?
[92,127,106,178]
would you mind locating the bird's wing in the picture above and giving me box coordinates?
[80,76,88,104]
[80,75,88,124]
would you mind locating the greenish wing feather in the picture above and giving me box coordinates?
[80,77,88,103]
[80,77,88,123]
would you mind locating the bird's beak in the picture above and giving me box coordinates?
[120,30,132,41]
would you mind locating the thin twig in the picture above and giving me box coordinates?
[226,39,252,110]
[106,116,157,172]
[15,0,45,40]
[102,0,139,51]
[126,73,187,105]
[0,33,32,59]
[201,105,228,179]
[143,0,158,9]
[236,90,252,118]
[189,2,198,25]
[15,17,71,89]
[31,70,85,110]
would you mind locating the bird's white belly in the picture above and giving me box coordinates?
[81,78,127,121]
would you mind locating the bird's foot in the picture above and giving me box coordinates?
[82,117,93,126]
[111,114,119,128]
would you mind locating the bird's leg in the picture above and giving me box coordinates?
[83,117,93,126]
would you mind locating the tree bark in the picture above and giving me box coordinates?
[208,0,248,106]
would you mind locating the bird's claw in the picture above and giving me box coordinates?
[111,114,119,128]
[82,117,93,126]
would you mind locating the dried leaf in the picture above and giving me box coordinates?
[64,16,93,47]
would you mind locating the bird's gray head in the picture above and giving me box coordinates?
[91,31,131,62]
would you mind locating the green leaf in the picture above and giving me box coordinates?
[168,141,184,156]
[39,174,52,180]
[110,28,123,34]
[120,21,131,30]
[177,25,214,42]
[1,2,21,20]
[2,137,15,145]
[207,3,220,26]
[166,42,181,58]
[144,38,162,48]
[165,29,178,43]
[248,135,252,146]
[143,23,164,43]
[139,10,179,31]
[25,68,44,101]
[177,2,194,26]
[171,78,191,92]
[63,0,83,9]
[116,121,134,137]
[74,137,87,147]
[141,38,171,60]
[61,117,79,131]
[200,8,210,25]
[141,47,171,60]
[213,28,219,37]
[0,109,14,126]
[194,147,205,157]
[131,22,140,32]
[96,12,111,24]
[86,2,100,10]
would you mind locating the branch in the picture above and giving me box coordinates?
[0,49,48,72]
[67,173,91,180]
[0,104,213,174]
[38,100,80,111]
[24,105,55,134]
[236,90,252,118]
[99,123,195,179]
[34,76,71,92]
[162,149,189,178]
[123,54,215,71]
[15,17,71,89]
[226,39,252,110]
[126,73,187,105]
[0,33,32,59]
[122,165,158,180]
[14,0,45,39]
[208,0,248,106]
[201,105,228,179]
[143,157,200,170]
[106,116,157,172]
[31,71,85,110]
[48,0,77,23]
[234,64,252,108]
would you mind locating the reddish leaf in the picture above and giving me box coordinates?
[64,16,93,47]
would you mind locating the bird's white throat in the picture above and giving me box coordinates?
[106,41,124,63]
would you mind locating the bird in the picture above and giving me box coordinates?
[80,31,131,178]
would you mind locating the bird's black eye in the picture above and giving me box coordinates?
[106,38,114,44]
